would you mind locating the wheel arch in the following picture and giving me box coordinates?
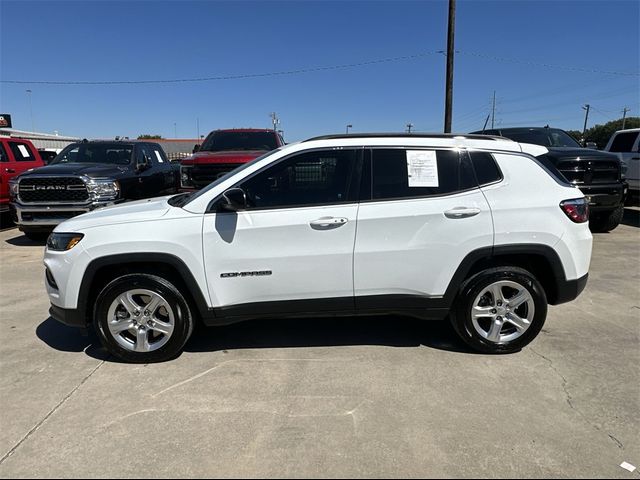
[79,253,213,326]
[443,245,568,306]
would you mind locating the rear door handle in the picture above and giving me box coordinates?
[444,207,481,219]
[5,168,15,174]
[310,217,348,229]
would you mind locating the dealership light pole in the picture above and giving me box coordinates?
[346,124,352,134]
[622,107,630,130]
[174,122,177,138]
[26,89,34,132]
[406,123,414,133]
[443,0,456,133]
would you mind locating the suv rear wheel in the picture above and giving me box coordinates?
[450,267,547,354]
[94,273,194,363]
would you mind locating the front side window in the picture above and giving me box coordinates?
[371,149,476,200]
[239,149,357,209]
[9,142,35,162]
[609,132,638,152]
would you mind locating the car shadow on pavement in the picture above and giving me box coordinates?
[37,315,478,362]
[622,207,639,228]
[185,315,477,356]
[5,233,47,246]
[36,317,109,360]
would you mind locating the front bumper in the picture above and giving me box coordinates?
[10,200,116,229]
[49,303,87,328]
[579,182,626,211]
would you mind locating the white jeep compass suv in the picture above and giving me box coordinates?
[44,133,592,363]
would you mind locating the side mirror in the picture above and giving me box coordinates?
[585,142,598,149]
[193,144,201,153]
[219,187,247,211]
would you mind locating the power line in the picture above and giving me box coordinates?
[1,52,442,85]
[2,50,638,86]
[458,51,640,77]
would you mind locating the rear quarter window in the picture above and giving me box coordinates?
[609,132,639,152]
[8,142,36,161]
[468,151,503,186]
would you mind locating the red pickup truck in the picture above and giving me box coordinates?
[0,137,44,213]
[179,128,285,189]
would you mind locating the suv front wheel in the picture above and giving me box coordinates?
[94,274,194,363]
[450,267,547,354]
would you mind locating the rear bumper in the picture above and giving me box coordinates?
[49,303,87,328]
[553,273,589,305]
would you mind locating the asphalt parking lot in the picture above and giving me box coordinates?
[0,209,638,479]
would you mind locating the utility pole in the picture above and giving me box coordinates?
[346,124,352,134]
[491,91,496,129]
[443,0,456,133]
[582,104,590,142]
[622,107,630,130]
[196,117,200,142]
[406,123,414,133]
[270,112,280,131]
[174,122,177,138]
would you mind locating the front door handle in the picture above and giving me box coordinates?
[310,217,348,230]
[444,207,481,219]
[5,168,15,174]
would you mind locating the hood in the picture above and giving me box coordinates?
[54,195,173,232]
[545,147,619,161]
[19,162,131,178]
[182,150,266,166]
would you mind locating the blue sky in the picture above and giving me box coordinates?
[1,0,638,142]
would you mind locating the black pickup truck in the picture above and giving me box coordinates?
[10,140,179,239]
[471,127,627,232]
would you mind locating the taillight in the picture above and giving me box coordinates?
[560,198,589,223]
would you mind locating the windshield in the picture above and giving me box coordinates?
[501,129,582,148]
[51,143,134,165]
[200,131,279,152]
[172,147,285,208]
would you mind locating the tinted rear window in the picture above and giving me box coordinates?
[371,149,476,200]
[609,132,638,152]
[469,151,502,185]
[200,131,279,152]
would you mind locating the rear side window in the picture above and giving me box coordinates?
[0,143,7,163]
[609,132,638,152]
[468,151,502,186]
[371,149,476,200]
[9,142,35,161]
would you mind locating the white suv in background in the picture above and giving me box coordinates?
[604,128,640,196]
[43,133,592,363]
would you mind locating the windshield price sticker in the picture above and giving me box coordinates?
[155,150,163,163]
[407,150,439,187]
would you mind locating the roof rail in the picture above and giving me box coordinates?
[302,132,506,142]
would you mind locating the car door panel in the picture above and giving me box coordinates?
[353,148,493,301]
[202,148,360,311]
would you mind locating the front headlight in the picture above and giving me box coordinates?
[9,180,19,198]
[47,233,84,251]
[86,179,120,200]
[180,166,194,188]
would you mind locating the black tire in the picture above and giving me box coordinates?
[589,205,624,233]
[23,231,49,242]
[450,267,548,354]
[94,273,194,363]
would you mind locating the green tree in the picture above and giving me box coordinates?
[566,130,583,143]
[137,134,163,139]
[583,117,640,149]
